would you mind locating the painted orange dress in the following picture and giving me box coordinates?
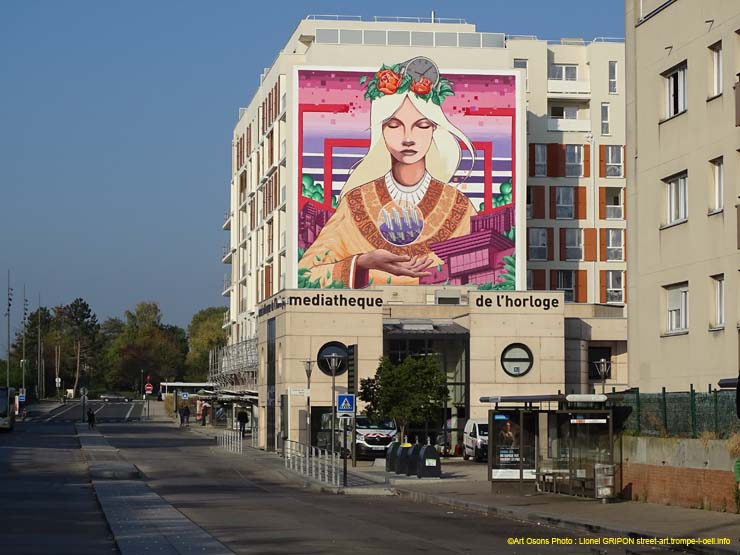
[298,175,477,288]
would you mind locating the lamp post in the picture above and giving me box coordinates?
[321,351,346,455]
[593,358,612,395]
[303,358,313,446]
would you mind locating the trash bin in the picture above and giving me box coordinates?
[395,444,412,475]
[406,444,423,476]
[386,442,400,473]
[417,445,441,478]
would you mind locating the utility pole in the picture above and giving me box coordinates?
[37,294,42,399]
[5,270,13,392]
[22,286,27,394]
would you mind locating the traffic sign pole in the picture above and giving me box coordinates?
[343,418,348,487]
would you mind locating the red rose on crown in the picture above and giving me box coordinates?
[410,77,433,95]
[376,69,401,95]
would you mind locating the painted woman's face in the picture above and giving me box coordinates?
[382,97,436,166]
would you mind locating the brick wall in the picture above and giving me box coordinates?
[620,462,737,512]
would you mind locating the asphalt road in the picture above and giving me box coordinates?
[0,421,118,554]
[100,424,682,555]
[41,400,144,423]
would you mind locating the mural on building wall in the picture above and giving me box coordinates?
[297,58,520,290]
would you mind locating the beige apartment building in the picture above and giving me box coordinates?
[214,15,628,448]
[625,0,740,392]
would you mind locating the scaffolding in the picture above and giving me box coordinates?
[209,337,258,392]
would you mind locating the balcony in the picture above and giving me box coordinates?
[735,74,740,127]
[606,205,623,220]
[222,311,231,329]
[222,211,232,231]
[547,79,591,98]
[221,245,234,264]
[547,118,591,132]
[222,275,232,297]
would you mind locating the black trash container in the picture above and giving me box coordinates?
[386,442,401,473]
[406,444,423,476]
[417,445,441,478]
[395,444,412,475]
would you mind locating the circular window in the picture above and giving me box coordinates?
[500,343,534,378]
[316,341,349,377]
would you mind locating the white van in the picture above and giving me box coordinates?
[462,419,489,462]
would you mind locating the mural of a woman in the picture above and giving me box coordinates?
[298,58,478,289]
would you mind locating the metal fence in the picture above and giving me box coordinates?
[618,387,740,438]
[284,440,341,487]
[217,430,244,454]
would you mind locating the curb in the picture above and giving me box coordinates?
[392,487,740,555]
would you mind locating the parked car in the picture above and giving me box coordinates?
[100,393,130,402]
[353,415,398,459]
[463,419,488,462]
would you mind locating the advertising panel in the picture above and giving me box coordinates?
[297,58,522,290]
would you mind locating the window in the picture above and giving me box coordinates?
[551,106,578,119]
[710,42,722,96]
[556,187,575,219]
[529,228,547,260]
[514,58,528,90]
[534,144,547,176]
[605,145,623,177]
[606,229,623,261]
[608,61,618,93]
[665,173,688,225]
[601,103,610,135]
[549,64,578,81]
[606,271,624,303]
[711,157,724,211]
[665,282,689,333]
[565,228,583,260]
[526,188,532,219]
[565,145,583,177]
[557,270,575,302]
[712,274,724,327]
[664,63,687,118]
[605,187,623,219]
[588,347,612,380]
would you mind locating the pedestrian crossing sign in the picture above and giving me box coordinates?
[337,394,355,414]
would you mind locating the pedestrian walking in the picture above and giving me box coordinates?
[182,405,190,428]
[201,404,209,427]
[87,408,96,430]
[178,406,184,428]
[237,408,248,437]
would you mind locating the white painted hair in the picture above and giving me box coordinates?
[340,93,475,197]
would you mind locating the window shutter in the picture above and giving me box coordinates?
[559,145,567,177]
[576,187,587,219]
[623,229,627,261]
[549,186,557,219]
[599,145,607,178]
[600,270,607,303]
[599,229,607,261]
[547,144,559,176]
[599,187,607,220]
[584,228,597,261]
[547,228,554,261]
[533,186,545,219]
[550,270,558,291]
[559,228,567,261]
[583,144,591,178]
[622,145,626,177]
[529,144,535,176]
[576,270,588,303]
[533,269,546,290]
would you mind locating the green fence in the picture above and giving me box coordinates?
[618,387,740,438]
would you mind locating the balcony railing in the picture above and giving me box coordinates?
[222,245,234,263]
[547,79,591,97]
[547,118,591,132]
[222,211,232,231]
[606,205,623,220]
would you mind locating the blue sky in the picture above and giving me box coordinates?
[0,0,624,339]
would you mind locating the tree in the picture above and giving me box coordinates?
[184,307,227,381]
[359,356,448,442]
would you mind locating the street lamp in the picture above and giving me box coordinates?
[592,358,612,395]
[303,358,313,446]
[321,351,346,455]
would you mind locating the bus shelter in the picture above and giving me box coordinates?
[483,395,615,500]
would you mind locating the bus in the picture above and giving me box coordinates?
[0,387,16,431]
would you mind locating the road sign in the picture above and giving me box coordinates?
[80,387,88,397]
[18,394,25,402]
[289,387,308,396]
[337,393,355,415]
[338,413,353,420]
[55,377,61,387]
[181,392,189,400]
[145,383,153,394]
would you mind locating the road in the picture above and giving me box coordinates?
[40,400,145,423]
[0,419,685,555]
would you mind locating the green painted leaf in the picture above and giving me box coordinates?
[359,75,367,85]
[386,276,392,284]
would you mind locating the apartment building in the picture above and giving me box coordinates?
[625,0,740,391]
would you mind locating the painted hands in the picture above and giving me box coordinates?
[356,249,434,278]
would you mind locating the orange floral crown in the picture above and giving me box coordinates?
[360,62,454,106]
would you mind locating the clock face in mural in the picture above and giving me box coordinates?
[402,56,440,87]
[501,343,534,377]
